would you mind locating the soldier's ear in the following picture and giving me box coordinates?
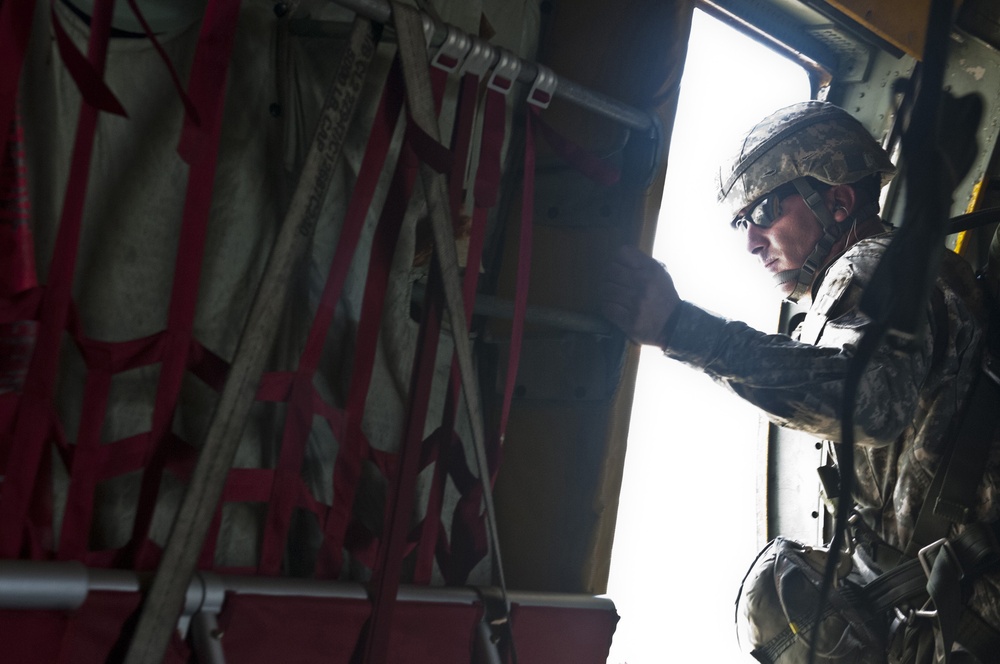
[828,184,857,223]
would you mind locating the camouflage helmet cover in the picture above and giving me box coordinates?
[717,100,897,220]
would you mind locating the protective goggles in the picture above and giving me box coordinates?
[731,184,797,231]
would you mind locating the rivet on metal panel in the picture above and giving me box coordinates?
[527,64,557,109]
[460,40,494,78]
[487,49,522,95]
[431,25,471,73]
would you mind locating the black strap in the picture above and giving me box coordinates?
[955,608,1000,663]
[863,524,1000,662]
[906,369,1000,558]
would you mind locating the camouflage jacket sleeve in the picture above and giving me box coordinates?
[663,236,949,446]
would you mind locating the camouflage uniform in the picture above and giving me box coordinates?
[663,232,1000,631]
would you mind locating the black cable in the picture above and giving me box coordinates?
[948,208,1000,235]
[807,322,885,664]
[807,3,958,662]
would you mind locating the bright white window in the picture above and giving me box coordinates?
[605,9,811,663]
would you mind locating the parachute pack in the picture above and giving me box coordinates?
[737,525,1000,664]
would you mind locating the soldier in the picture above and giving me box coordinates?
[599,100,1000,660]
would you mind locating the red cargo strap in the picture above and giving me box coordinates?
[499,109,536,448]
[126,0,243,570]
[255,59,406,576]
[0,110,39,400]
[313,62,450,578]
[0,0,38,165]
[124,0,200,124]
[0,0,117,559]
[317,142,420,578]
[413,74,503,583]
[435,88,537,587]
[50,5,127,116]
[410,75,483,582]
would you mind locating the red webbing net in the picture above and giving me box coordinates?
[0,3,630,661]
[0,0,523,589]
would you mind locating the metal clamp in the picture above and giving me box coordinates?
[431,25,471,73]
[918,537,964,581]
[527,64,557,109]
[460,40,494,78]
[896,602,940,622]
[487,49,521,95]
[421,14,436,47]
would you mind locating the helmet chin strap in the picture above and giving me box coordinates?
[773,178,877,303]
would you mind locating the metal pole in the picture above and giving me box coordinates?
[0,560,616,610]
[190,612,227,664]
[332,0,659,135]
[411,283,615,336]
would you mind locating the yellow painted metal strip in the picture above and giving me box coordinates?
[955,178,985,258]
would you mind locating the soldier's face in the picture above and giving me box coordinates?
[740,192,824,296]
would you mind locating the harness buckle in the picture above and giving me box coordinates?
[896,600,940,622]
[918,537,965,582]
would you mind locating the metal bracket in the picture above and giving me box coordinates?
[487,48,521,95]
[460,40,494,78]
[431,25,471,73]
[527,64,557,109]
[187,573,228,664]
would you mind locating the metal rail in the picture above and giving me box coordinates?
[0,558,615,612]
[411,282,615,336]
[332,0,660,136]
[0,559,615,664]
[0,560,615,663]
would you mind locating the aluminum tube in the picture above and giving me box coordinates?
[332,0,657,133]
[475,622,504,664]
[190,611,228,664]
[333,0,391,23]
[219,576,369,599]
[0,561,615,613]
[411,283,615,337]
[472,292,615,337]
[0,560,89,610]
[87,567,143,592]
[503,590,617,611]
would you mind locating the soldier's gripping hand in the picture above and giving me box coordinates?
[598,245,681,348]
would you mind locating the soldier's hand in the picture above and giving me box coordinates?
[598,245,681,348]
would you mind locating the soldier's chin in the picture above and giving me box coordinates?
[772,272,799,301]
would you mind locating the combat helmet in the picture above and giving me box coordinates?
[717,101,897,302]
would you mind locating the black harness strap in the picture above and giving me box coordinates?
[906,369,1000,558]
